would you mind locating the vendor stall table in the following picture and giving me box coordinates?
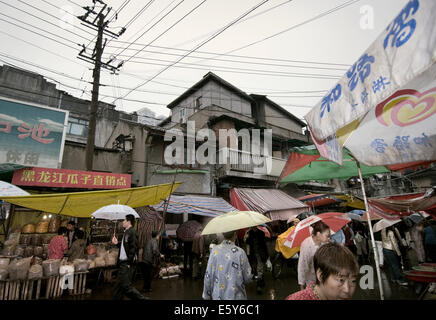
[404,263,436,300]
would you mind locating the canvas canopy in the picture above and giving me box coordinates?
[0,182,181,218]
[152,195,237,217]
[230,188,309,221]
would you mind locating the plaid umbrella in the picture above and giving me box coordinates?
[176,220,202,242]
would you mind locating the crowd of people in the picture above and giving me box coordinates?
[46,212,434,301]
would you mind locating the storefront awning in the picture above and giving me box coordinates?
[152,195,237,217]
[0,182,181,218]
[230,188,309,221]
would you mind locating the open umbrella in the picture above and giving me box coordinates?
[176,220,202,242]
[284,212,351,248]
[347,212,362,221]
[201,211,271,235]
[373,218,402,233]
[0,180,30,196]
[91,204,139,220]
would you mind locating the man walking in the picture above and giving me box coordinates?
[202,230,252,300]
[112,214,147,300]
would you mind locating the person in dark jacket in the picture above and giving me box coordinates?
[111,214,147,300]
[245,227,269,294]
[141,231,163,292]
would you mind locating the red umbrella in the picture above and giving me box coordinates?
[176,220,202,242]
[284,212,351,248]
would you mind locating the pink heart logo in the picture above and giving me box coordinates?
[375,87,436,127]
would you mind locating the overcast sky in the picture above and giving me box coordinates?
[0,0,409,123]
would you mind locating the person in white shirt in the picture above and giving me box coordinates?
[381,226,408,286]
[298,221,331,290]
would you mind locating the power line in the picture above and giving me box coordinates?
[15,0,95,37]
[168,0,294,50]
[114,0,272,104]
[123,0,155,29]
[0,16,80,51]
[112,0,186,59]
[0,0,93,42]
[103,47,348,72]
[0,13,83,50]
[235,0,361,53]
[111,0,180,56]
[191,0,361,65]
[118,55,342,79]
[107,42,351,67]
[121,0,208,65]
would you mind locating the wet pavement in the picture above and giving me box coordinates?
[59,263,435,301]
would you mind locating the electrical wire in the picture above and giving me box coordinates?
[114,0,271,104]
[111,0,186,60]
[121,0,208,65]
[0,0,93,42]
[0,16,80,51]
[192,0,361,65]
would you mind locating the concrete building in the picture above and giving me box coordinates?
[146,72,312,200]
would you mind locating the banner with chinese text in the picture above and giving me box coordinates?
[0,97,68,168]
[12,167,131,189]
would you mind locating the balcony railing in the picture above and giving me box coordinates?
[218,148,286,177]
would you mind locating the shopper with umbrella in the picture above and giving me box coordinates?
[177,220,202,278]
[201,211,271,300]
[111,214,147,300]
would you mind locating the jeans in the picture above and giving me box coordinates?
[113,262,147,300]
[383,248,406,282]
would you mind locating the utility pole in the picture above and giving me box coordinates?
[77,1,125,171]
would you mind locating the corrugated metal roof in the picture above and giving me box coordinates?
[152,195,237,217]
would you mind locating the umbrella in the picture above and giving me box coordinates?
[284,212,351,248]
[91,204,140,220]
[302,1,436,300]
[176,220,202,242]
[347,213,362,221]
[407,212,430,224]
[373,218,402,233]
[201,211,271,235]
[0,180,30,196]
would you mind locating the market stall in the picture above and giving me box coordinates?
[0,182,181,300]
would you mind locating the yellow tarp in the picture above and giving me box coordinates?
[0,182,181,218]
[275,226,300,259]
[335,194,366,210]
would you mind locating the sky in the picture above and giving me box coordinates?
[0,0,410,124]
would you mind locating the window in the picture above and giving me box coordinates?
[194,96,202,111]
[179,108,186,123]
[67,117,89,137]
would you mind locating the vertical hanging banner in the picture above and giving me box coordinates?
[0,96,69,169]
[12,167,131,189]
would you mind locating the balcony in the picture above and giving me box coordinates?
[217,148,287,179]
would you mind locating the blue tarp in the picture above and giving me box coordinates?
[152,195,237,217]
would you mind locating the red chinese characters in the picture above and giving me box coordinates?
[17,123,54,144]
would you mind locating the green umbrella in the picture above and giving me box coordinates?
[279,146,389,184]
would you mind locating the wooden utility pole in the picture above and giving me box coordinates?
[85,14,104,171]
[77,1,125,171]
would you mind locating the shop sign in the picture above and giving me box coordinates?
[0,97,68,169]
[12,167,131,189]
